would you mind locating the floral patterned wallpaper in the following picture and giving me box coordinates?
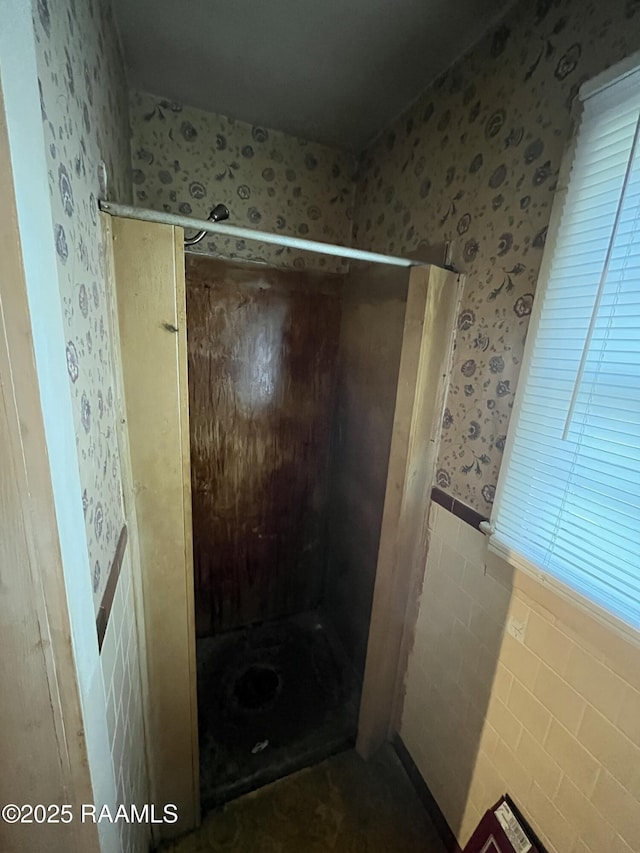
[129,90,356,273]
[33,0,131,613]
[31,0,640,559]
[352,0,640,513]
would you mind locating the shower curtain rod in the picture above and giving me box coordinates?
[98,200,420,268]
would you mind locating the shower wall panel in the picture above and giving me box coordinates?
[186,256,341,635]
[326,263,408,676]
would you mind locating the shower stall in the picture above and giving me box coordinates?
[107,206,461,839]
[186,253,411,809]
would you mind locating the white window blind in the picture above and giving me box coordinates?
[489,64,640,633]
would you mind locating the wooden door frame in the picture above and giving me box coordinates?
[0,83,100,853]
[357,263,463,758]
[106,214,461,807]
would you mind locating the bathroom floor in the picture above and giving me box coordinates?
[197,611,359,813]
[160,746,447,852]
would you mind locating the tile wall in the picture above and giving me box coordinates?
[400,502,640,852]
[99,549,149,853]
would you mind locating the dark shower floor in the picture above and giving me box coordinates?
[161,747,447,853]
[197,611,360,814]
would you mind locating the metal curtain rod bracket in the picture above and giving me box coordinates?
[98,200,422,269]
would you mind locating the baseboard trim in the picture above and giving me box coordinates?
[96,523,128,651]
[431,486,487,531]
[393,734,462,853]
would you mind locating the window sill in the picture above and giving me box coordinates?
[486,536,640,653]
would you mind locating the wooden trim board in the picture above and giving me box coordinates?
[357,264,463,757]
[393,734,463,853]
[96,524,128,650]
[110,217,199,838]
[431,486,488,530]
[174,227,200,814]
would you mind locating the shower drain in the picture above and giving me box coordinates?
[232,664,282,711]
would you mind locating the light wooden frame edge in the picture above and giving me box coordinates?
[0,80,100,853]
[357,263,464,757]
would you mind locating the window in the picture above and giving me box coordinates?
[489,57,640,635]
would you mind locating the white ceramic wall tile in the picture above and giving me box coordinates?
[100,551,149,853]
[400,501,640,852]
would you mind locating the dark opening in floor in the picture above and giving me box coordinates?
[233,664,281,711]
[197,610,360,812]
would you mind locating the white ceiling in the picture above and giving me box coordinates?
[113,0,513,153]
